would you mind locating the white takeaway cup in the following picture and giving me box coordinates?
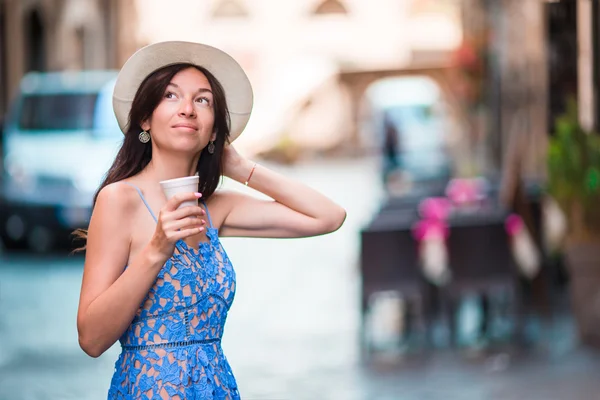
[159,175,200,209]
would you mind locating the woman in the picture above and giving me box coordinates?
[76,41,346,399]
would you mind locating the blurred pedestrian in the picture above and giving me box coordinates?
[382,111,400,186]
[75,41,346,399]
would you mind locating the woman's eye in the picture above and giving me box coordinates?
[196,97,211,105]
[165,92,176,99]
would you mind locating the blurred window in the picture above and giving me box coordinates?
[211,0,249,18]
[313,0,348,15]
[92,80,122,138]
[19,93,97,131]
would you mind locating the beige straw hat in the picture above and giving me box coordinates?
[112,41,253,141]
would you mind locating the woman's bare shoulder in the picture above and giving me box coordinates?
[85,182,143,258]
[94,181,141,216]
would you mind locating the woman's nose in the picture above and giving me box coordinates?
[179,98,196,117]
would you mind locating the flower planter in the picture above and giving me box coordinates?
[564,242,600,348]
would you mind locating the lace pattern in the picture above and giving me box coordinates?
[108,226,239,400]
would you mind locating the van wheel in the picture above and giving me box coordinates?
[0,217,27,251]
[0,232,27,251]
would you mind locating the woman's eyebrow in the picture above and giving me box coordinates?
[167,82,213,94]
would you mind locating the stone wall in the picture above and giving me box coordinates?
[0,0,138,118]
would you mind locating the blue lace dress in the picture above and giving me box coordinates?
[108,184,239,399]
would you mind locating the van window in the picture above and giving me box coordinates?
[92,81,122,138]
[19,93,98,131]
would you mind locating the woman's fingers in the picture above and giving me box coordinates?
[159,205,205,229]
[164,192,202,212]
[165,217,206,232]
[172,227,205,241]
[155,193,208,248]
[169,205,206,221]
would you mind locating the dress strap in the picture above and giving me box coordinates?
[121,182,158,223]
[201,200,214,228]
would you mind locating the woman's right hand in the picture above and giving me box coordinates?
[149,192,206,259]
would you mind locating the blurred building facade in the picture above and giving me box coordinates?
[0,0,594,172]
[457,0,600,210]
[0,0,465,158]
[129,0,463,156]
[577,0,600,133]
[0,0,138,121]
[485,0,548,180]
[455,0,581,187]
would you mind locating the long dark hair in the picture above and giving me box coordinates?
[73,63,230,249]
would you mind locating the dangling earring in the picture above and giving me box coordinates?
[139,130,150,143]
[207,140,215,154]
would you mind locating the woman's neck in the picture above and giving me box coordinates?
[143,151,201,183]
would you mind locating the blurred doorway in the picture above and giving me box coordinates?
[25,8,46,73]
[546,0,577,134]
[364,76,453,195]
[0,1,6,118]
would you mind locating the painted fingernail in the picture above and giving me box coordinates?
[194,192,202,198]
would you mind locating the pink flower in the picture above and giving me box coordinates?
[412,219,449,242]
[418,197,452,221]
[445,178,488,205]
[505,214,524,237]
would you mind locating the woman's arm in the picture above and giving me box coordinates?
[218,145,346,238]
[77,185,206,357]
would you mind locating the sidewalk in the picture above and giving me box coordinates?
[0,157,599,400]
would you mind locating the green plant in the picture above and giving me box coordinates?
[547,98,600,243]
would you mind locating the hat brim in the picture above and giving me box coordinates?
[112,41,253,142]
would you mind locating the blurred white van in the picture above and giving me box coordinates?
[0,70,122,251]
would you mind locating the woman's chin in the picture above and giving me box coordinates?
[176,145,204,155]
[170,137,205,153]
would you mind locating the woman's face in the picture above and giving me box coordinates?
[142,67,216,154]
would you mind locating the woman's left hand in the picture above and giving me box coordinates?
[218,143,346,239]
[222,144,252,182]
